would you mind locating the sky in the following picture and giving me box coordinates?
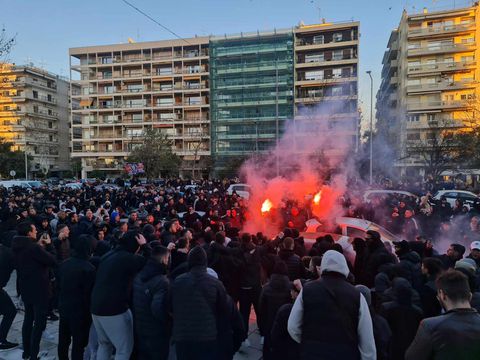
[1,0,476,125]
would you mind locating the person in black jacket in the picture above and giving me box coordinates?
[0,241,18,350]
[91,230,149,360]
[133,242,171,360]
[406,270,480,360]
[57,234,96,360]
[364,230,396,288]
[12,221,57,360]
[172,245,229,360]
[258,261,292,360]
[238,233,262,343]
[419,257,444,318]
[278,237,306,281]
[380,278,424,360]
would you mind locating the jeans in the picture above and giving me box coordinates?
[58,314,91,360]
[22,301,48,360]
[238,287,261,338]
[0,289,16,342]
[92,310,134,360]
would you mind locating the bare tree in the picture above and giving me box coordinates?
[0,27,16,63]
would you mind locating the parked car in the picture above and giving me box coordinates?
[226,183,251,199]
[301,217,399,263]
[0,180,33,190]
[363,189,419,204]
[433,189,479,209]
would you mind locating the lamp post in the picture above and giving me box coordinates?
[366,71,373,185]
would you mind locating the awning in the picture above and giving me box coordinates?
[79,99,93,107]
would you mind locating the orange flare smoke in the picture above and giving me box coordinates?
[313,191,322,205]
[261,199,273,213]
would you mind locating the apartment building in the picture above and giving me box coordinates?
[210,30,295,171]
[377,4,480,176]
[70,21,359,178]
[294,22,360,155]
[0,64,74,177]
[69,37,210,178]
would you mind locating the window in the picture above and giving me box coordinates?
[407,79,421,86]
[48,121,53,128]
[132,113,143,122]
[33,91,38,99]
[333,50,343,60]
[313,35,324,44]
[408,115,420,122]
[407,133,421,140]
[408,43,421,50]
[49,135,53,142]
[462,37,475,44]
[427,114,436,121]
[461,56,474,65]
[425,77,436,84]
[33,105,38,113]
[305,70,323,80]
[101,57,113,64]
[346,227,366,238]
[333,68,342,78]
[305,53,324,63]
[331,86,343,96]
[333,33,343,42]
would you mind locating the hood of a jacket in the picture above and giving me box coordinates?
[400,251,421,264]
[278,248,295,260]
[321,250,349,278]
[392,277,413,306]
[140,258,167,282]
[269,273,292,291]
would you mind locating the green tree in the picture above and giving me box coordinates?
[127,128,181,179]
[0,140,30,178]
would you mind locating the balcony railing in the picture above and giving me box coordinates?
[408,23,475,37]
[407,61,475,73]
[408,43,475,55]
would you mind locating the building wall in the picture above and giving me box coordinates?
[377,4,480,176]
[69,38,211,178]
[0,64,73,177]
[294,23,360,155]
[210,31,295,173]
[70,22,360,178]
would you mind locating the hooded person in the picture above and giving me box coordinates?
[171,246,230,360]
[288,250,376,360]
[90,231,150,360]
[356,285,392,360]
[133,242,171,360]
[379,278,424,360]
[258,261,293,360]
[57,235,96,360]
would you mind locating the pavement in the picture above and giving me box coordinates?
[0,272,263,360]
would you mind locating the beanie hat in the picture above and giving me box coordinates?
[455,258,477,275]
[188,246,207,269]
[273,261,288,276]
[321,250,349,278]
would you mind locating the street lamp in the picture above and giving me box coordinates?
[366,71,373,185]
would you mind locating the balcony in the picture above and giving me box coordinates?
[407,61,476,75]
[296,75,357,86]
[406,80,476,94]
[296,56,357,68]
[295,39,358,51]
[408,23,475,38]
[407,100,469,111]
[408,43,475,56]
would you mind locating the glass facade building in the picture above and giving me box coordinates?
[210,31,295,171]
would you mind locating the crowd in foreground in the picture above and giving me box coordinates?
[0,178,479,360]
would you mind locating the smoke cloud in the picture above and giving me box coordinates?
[240,102,358,237]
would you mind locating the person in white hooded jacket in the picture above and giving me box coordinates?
[287,250,376,360]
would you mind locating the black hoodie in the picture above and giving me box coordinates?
[11,235,57,305]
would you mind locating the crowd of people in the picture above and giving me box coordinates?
[0,178,479,360]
